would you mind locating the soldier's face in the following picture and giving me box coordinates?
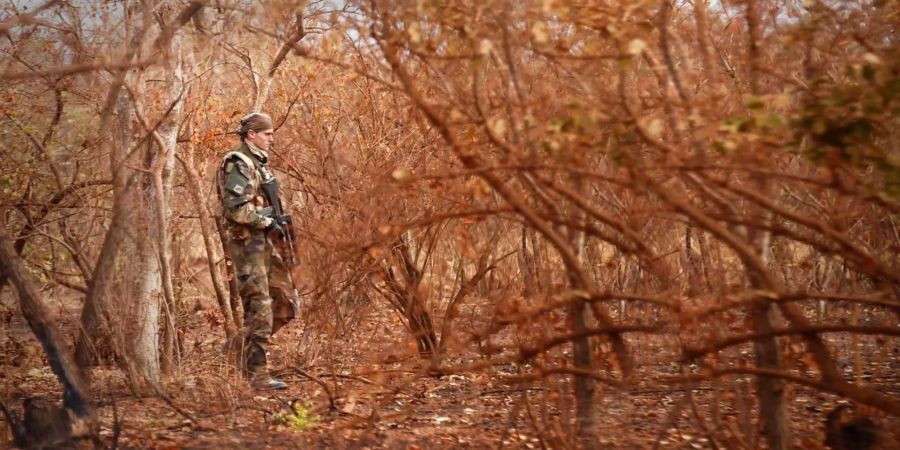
[247,128,275,151]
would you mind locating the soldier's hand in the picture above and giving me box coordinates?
[264,218,285,239]
[275,215,296,240]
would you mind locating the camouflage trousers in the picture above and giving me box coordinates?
[226,231,299,376]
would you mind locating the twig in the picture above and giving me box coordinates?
[652,394,688,450]
[683,325,900,360]
[314,372,376,385]
[293,367,336,411]
[110,391,122,450]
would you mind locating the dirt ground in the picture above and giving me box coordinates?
[1,294,898,449]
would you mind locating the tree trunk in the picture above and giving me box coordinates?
[0,230,92,421]
[751,300,789,449]
[179,152,236,337]
[748,188,789,450]
[569,176,595,448]
[382,233,437,358]
[519,225,538,297]
[122,190,163,385]
[214,211,243,328]
[252,12,306,112]
[745,0,789,446]
[407,294,437,358]
[570,296,594,448]
[154,27,188,374]
[115,79,164,385]
[75,90,134,373]
[78,85,166,388]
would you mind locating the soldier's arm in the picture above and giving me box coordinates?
[221,159,273,229]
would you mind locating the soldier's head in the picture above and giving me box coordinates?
[237,112,274,151]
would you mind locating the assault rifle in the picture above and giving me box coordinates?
[259,177,298,268]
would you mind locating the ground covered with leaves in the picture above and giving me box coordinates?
[2,296,897,449]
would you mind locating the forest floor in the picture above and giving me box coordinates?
[1,294,898,449]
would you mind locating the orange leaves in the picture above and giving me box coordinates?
[190,129,219,147]
[461,215,483,225]
[463,176,491,199]
[531,21,549,45]
[626,38,647,56]
[390,168,411,181]
[455,224,477,259]
[407,22,422,44]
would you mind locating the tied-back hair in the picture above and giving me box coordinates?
[235,112,274,139]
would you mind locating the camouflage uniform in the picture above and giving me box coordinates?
[220,142,298,377]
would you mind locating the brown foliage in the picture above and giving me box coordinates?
[0,0,898,448]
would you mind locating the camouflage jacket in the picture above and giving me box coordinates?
[220,142,276,241]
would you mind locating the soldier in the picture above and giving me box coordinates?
[220,112,299,390]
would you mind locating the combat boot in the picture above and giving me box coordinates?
[249,368,288,390]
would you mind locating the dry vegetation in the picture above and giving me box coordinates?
[0,0,898,449]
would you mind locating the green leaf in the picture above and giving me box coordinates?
[743,95,764,110]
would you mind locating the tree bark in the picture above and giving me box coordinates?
[387,233,436,358]
[750,298,789,450]
[569,175,596,448]
[123,185,163,385]
[179,152,236,337]
[745,0,789,446]
[252,12,306,112]
[74,0,149,378]
[0,230,92,420]
[75,89,134,374]
[153,23,188,374]
[118,76,162,385]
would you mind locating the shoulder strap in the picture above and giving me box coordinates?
[222,151,256,171]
